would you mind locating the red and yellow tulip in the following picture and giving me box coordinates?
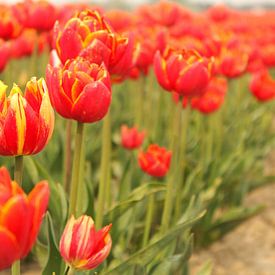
[59,215,112,270]
[0,78,54,156]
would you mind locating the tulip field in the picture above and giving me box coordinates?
[0,1,275,274]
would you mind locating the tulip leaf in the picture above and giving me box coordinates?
[103,182,166,224]
[42,213,65,275]
[103,212,204,274]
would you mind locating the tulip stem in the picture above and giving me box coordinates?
[142,193,155,246]
[160,102,182,233]
[69,122,85,217]
[96,112,111,228]
[63,120,72,194]
[12,155,24,275]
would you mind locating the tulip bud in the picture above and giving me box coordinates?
[0,78,54,156]
[138,144,172,178]
[0,167,49,271]
[59,215,112,270]
[121,125,145,150]
[46,57,111,123]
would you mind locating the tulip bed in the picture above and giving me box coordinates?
[0,1,275,275]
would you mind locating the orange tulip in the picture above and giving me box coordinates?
[59,215,112,270]
[138,144,172,178]
[0,78,54,156]
[0,167,49,271]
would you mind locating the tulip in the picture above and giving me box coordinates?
[154,47,213,97]
[0,78,54,156]
[121,125,145,150]
[138,144,172,178]
[0,5,22,40]
[191,77,227,114]
[46,57,111,123]
[249,70,275,102]
[59,215,112,271]
[54,9,134,80]
[0,166,49,271]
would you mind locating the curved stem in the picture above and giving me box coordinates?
[69,122,85,217]
[11,155,24,275]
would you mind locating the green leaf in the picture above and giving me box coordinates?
[103,182,166,224]
[197,260,213,275]
[42,213,65,275]
[103,212,205,275]
[25,156,39,183]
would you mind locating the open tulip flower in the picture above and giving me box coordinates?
[249,70,275,102]
[0,167,49,271]
[154,47,213,97]
[121,125,145,150]
[46,57,111,123]
[59,215,112,271]
[0,78,54,156]
[138,144,172,178]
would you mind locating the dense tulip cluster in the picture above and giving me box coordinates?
[0,0,274,274]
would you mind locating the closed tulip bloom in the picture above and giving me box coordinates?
[154,47,213,97]
[249,70,275,102]
[121,125,145,150]
[59,215,112,270]
[138,144,172,178]
[191,77,227,114]
[46,57,111,123]
[0,78,54,156]
[0,167,49,270]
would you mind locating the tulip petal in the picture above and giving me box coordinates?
[72,82,111,123]
[0,226,20,271]
[0,195,31,257]
[24,181,49,257]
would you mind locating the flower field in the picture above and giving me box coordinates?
[0,1,274,274]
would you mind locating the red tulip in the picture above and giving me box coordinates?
[59,215,112,270]
[191,77,227,114]
[249,70,275,102]
[0,78,54,156]
[54,9,134,81]
[138,144,172,178]
[154,47,213,97]
[13,0,57,32]
[121,125,145,150]
[0,5,23,40]
[0,167,49,271]
[46,57,111,123]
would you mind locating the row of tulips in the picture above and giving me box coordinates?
[0,1,274,274]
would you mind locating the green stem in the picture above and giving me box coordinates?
[63,120,72,194]
[160,102,182,233]
[135,76,145,127]
[96,112,111,228]
[142,193,155,246]
[12,155,24,275]
[174,106,190,221]
[68,122,85,217]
